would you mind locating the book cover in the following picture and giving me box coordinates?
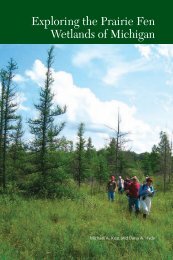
[0,0,172,259]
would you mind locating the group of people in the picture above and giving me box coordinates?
[107,175,155,219]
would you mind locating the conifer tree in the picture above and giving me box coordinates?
[150,145,160,175]
[75,123,86,187]
[158,131,171,193]
[8,116,25,181]
[0,59,18,189]
[29,46,66,183]
[85,137,98,192]
[107,137,117,175]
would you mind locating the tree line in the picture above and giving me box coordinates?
[0,47,172,197]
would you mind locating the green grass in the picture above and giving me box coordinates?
[0,188,172,259]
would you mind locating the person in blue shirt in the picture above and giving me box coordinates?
[139,177,155,219]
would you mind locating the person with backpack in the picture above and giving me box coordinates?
[126,176,140,216]
[139,177,155,219]
[107,176,117,202]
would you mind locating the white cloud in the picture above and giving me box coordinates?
[73,48,103,67]
[72,45,157,86]
[26,59,157,153]
[25,59,46,86]
[135,44,152,59]
[166,79,173,86]
[15,92,29,111]
[102,66,127,85]
[135,44,173,60]
[51,69,140,130]
[122,89,136,103]
[102,59,149,86]
[134,45,173,76]
[155,92,173,112]
[72,45,119,67]
[112,44,173,88]
[13,74,27,83]
[156,44,173,58]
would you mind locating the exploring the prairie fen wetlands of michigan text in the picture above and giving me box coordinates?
[32,16,155,42]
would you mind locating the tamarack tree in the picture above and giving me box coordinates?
[8,116,25,182]
[75,123,86,187]
[29,46,66,185]
[158,131,172,193]
[0,59,18,190]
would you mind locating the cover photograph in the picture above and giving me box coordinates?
[0,1,172,259]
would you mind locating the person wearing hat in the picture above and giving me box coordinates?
[126,176,140,215]
[107,175,117,201]
[139,177,155,219]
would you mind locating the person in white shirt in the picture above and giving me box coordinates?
[139,177,155,219]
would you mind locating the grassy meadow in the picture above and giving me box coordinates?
[0,186,173,259]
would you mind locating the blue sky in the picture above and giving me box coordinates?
[1,44,173,153]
